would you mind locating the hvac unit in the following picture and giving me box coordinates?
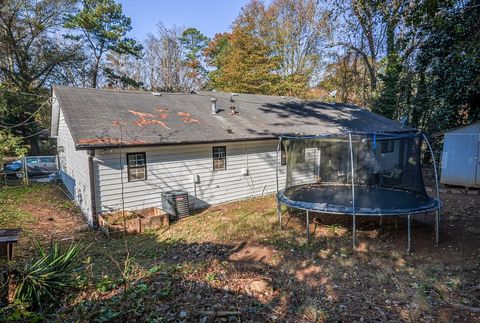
[161,190,190,219]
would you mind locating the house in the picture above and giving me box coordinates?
[50,86,408,227]
[441,121,480,187]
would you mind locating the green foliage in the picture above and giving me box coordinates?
[373,53,402,119]
[180,28,209,61]
[0,0,78,91]
[0,130,27,165]
[64,0,143,88]
[205,272,217,283]
[412,0,480,132]
[97,306,121,321]
[204,32,232,90]
[180,27,209,89]
[0,300,44,322]
[95,275,118,292]
[14,241,85,309]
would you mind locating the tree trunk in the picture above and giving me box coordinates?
[92,56,101,88]
[29,136,40,155]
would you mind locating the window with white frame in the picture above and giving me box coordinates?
[212,146,226,170]
[127,152,147,181]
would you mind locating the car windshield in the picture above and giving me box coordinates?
[40,157,55,163]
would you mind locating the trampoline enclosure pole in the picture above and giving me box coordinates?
[407,213,412,253]
[348,133,356,249]
[422,133,441,245]
[276,137,282,230]
[276,137,281,197]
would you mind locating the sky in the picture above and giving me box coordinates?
[117,0,251,40]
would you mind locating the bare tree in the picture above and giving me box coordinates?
[263,0,332,83]
[143,23,189,92]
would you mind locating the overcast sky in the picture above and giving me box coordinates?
[117,0,252,40]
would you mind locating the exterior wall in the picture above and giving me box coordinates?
[93,140,286,214]
[441,123,480,187]
[289,148,318,186]
[55,105,94,224]
[377,140,400,171]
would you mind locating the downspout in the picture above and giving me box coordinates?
[88,149,98,228]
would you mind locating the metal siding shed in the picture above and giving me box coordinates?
[440,122,480,187]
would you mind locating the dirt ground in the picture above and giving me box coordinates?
[2,184,480,322]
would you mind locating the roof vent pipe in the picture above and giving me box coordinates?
[211,98,218,114]
[230,93,238,102]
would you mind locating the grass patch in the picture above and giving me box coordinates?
[156,196,305,247]
[0,185,36,228]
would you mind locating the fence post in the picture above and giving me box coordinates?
[23,157,29,186]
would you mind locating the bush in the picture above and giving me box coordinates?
[14,241,85,309]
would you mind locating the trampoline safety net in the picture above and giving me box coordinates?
[278,132,438,215]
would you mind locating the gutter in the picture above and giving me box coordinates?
[88,149,98,228]
[74,129,419,150]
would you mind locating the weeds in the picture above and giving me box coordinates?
[96,275,118,292]
[205,272,217,283]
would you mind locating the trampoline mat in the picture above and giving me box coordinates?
[278,184,439,215]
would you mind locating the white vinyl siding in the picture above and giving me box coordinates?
[55,98,93,224]
[377,140,400,171]
[289,148,318,186]
[94,140,286,214]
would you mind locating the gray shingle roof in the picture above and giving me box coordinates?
[52,85,412,149]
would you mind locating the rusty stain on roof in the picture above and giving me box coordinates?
[155,107,169,113]
[182,117,199,123]
[135,118,169,128]
[129,110,156,118]
[129,109,170,129]
[111,119,127,127]
[177,111,199,124]
[78,137,147,145]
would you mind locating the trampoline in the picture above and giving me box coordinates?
[275,132,440,252]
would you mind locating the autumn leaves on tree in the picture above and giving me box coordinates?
[206,0,331,98]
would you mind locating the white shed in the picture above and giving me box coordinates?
[441,121,480,187]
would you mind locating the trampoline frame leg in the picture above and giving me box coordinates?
[277,201,282,230]
[306,210,310,243]
[435,209,440,246]
[352,215,356,249]
[407,213,412,254]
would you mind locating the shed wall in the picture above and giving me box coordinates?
[94,140,286,214]
[441,123,480,187]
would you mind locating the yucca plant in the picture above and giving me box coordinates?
[14,241,84,309]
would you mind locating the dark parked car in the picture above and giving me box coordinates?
[3,160,23,173]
